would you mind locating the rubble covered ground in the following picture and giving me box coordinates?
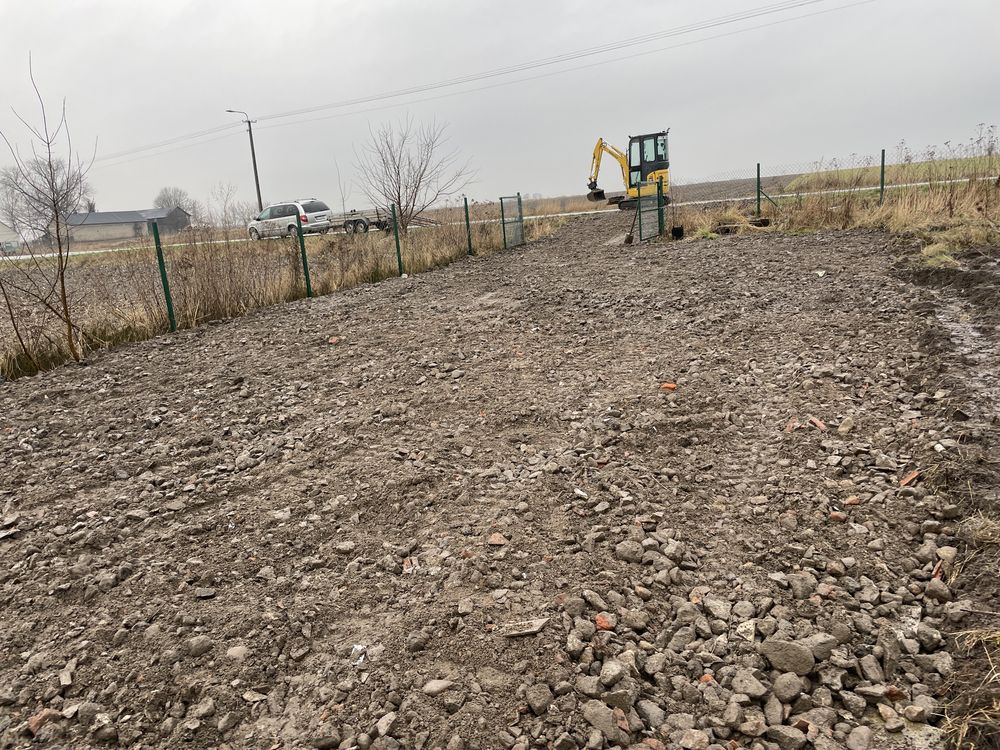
[1,213,997,750]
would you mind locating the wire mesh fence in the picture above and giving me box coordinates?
[668,128,999,240]
[3,128,999,380]
[0,195,522,379]
[671,129,1000,211]
[500,194,525,248]
[636,184,659,241]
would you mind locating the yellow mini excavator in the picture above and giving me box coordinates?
[587,130,670,210]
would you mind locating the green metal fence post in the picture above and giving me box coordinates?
[656,178,665,236]
[294,213,314,298]
[464,196,474,256]
[499,198,508,249]
[879,148,886,206]
[756,163,762,217]
[151,221,177,332]
[391,204,404,276]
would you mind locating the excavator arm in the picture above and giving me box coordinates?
[587,138,630,201]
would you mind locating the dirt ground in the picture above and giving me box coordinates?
[1,213,997,750]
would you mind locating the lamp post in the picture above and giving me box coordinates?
[226,109,263,211]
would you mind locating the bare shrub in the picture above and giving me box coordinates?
[355,118,472,233]
[153,186,203,222]
[0,58,94,372]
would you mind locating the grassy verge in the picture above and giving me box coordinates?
[675,171,1000,268]
[785,155,999,192]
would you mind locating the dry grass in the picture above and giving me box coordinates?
[786,128,998,192]
[961,515,1000,547]
[942,628,1000,750]
[674,170,1000,268]
[521,195,603,216]
[680,206,754,236]
[786,155,999,192]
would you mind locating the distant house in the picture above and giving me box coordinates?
[0,220,22,253]
[65,206,191,243]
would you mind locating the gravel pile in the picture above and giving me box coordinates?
[1,216,992,749]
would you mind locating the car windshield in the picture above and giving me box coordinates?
[301,200,329,213]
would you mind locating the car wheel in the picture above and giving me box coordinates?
[344,220,355,234]
[285,224,297,238]
[356,218,370,233]
[249,228,260,241]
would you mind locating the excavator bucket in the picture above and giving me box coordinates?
[587,188,606,202]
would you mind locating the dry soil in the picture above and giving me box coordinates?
[1,214,997,750]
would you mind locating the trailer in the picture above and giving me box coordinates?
[333,208,443,235]
[333,208,392,234]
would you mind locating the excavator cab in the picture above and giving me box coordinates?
[587,130,670,208]
[627,132,669,189]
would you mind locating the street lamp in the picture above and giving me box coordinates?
[226,109,263,212]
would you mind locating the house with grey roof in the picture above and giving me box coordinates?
[65,206,191,243]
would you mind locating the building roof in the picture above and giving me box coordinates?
[138,207,191,220]
[66,206,191,226]
[66,211,145,226]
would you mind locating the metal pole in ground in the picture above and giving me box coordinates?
[516,192,524,245]
[657,178,665,236]
[756,163,762,217]
[879,148,886,206]
[464,196,474,256]
[500,198,508,249]
[226,110,263,211]
[246,120,263,212]
[295,213,314,298]
[151,221,177,332]
[391,204,404,276]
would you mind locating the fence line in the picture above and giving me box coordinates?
[4,131,999,379]
[5,172,997,265]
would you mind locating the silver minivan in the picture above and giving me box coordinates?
[248,199,333,239]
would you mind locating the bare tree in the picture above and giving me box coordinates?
[0,57,94,366]
[205,182,256,229]
[355,118,472,232]
[153,185,202,221]
[334,156,352,217]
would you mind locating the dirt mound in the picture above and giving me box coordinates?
[1,215,994,749]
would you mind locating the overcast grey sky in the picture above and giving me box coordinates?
[1,0,997,212]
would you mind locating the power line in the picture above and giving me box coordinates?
[92,0,869,175]
[93,130,243,171]
[253,0,876,134]
[256,0,831,123]
[94,0,839,163]
[96,122,242,162]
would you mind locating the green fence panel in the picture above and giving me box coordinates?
[637,182,663,241]
[500,193,525,248]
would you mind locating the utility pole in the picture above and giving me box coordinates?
[226,109,263,211]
